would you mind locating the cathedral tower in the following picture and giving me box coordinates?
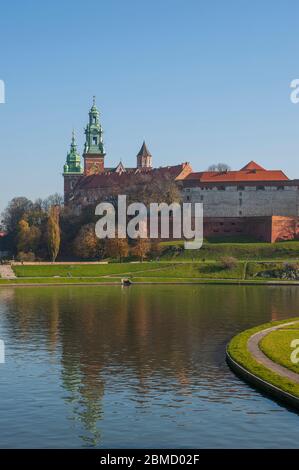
[136,141,152,169]
[63,130,83,202]
[83,97,106,175]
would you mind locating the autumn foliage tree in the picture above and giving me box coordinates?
[17,219,41,259]
[131,237,150,262]
[73,223,104,259]
[105,237,129,262]
[47,206,61,262]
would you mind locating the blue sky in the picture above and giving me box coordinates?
[0,0,299,212]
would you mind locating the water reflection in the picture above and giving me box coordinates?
[0,285,298,448]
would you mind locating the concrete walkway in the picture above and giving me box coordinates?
[247,321,299,384]
[0,264,16,279]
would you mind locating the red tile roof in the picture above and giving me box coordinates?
[240,161,265,171]
[185,161,288,183]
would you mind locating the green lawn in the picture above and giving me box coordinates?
[12,262,171,278]
[228,319,299,398]
[160,240,299,261]
[128,262,244,279]
[260,326,299,374]
[0,277,120,284]
[8,260,299,282]
[12,261,244,280]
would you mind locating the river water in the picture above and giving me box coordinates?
[0,285,298,448]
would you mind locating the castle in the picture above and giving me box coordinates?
[63,99,299,242]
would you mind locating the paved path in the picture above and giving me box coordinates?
[247,321,299,384]
[0,265,16,279]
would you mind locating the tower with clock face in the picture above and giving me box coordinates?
[83,96,106,175]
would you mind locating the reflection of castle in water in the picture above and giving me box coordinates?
[0,285,298,445]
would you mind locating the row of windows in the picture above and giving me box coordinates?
[185,186,286,192]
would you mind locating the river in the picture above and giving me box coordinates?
[0,285,298,448]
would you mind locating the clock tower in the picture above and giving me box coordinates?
[83,97,106,175]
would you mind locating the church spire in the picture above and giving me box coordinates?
[83,98,106,175]
[84,97,105,155]
[63,130,83,174]
[137,141,152,169]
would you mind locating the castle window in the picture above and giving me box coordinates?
[93,116,96,123]
[200,195,204,201]
[239,199,242,205]
[277,186,285,190]
[93,137,97,145]
[237,185,245,191]
[257,185,265,190]
[186,195,190,202]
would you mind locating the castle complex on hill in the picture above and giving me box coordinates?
[63,99,299,242]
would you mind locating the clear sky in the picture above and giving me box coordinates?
[0,0,299,213]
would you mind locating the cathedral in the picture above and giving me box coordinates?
[63,98,191,205]
[63,99,299,242]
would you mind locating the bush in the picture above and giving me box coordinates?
[219,256,238,270]
[16,251,36,262]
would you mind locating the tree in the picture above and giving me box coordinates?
[208,163,231,172]
[17,219,41,255]
[47,206,60,262]
[42,193,64,211]
[17,219,30,253]
[150,239,163,259]
[73,223,101,259]
[105,237,129,262]
[1,197,33,233]
[131,237,150,262]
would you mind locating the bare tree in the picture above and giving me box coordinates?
[208,163,231,172]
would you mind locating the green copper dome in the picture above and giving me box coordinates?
[63,130,83,175]
[84,96,105,155]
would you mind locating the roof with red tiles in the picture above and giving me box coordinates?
[185,161,288,183]
[240,161,266,171]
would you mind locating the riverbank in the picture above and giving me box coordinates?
[227,319,299,409]
[1,259,299,285]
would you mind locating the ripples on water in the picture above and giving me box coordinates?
[0,285,298,448]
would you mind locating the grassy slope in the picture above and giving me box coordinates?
[260,327,299,374]
[228,319,299,398]
[5,239,299,282]
[10,260,299,281]
[12,262,245,280]
[12,262,171,278]
[160,240,299,261]
[125,262,244,279]
[0,277,120,284]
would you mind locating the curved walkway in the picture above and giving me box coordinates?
[247,321,299,384]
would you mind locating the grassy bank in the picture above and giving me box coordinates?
[12,262,171,278]
[9,260,299,282]
[0,277,120,284]
[160,240,299,260]
[228,319,299,398]
[260,326,299,375]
